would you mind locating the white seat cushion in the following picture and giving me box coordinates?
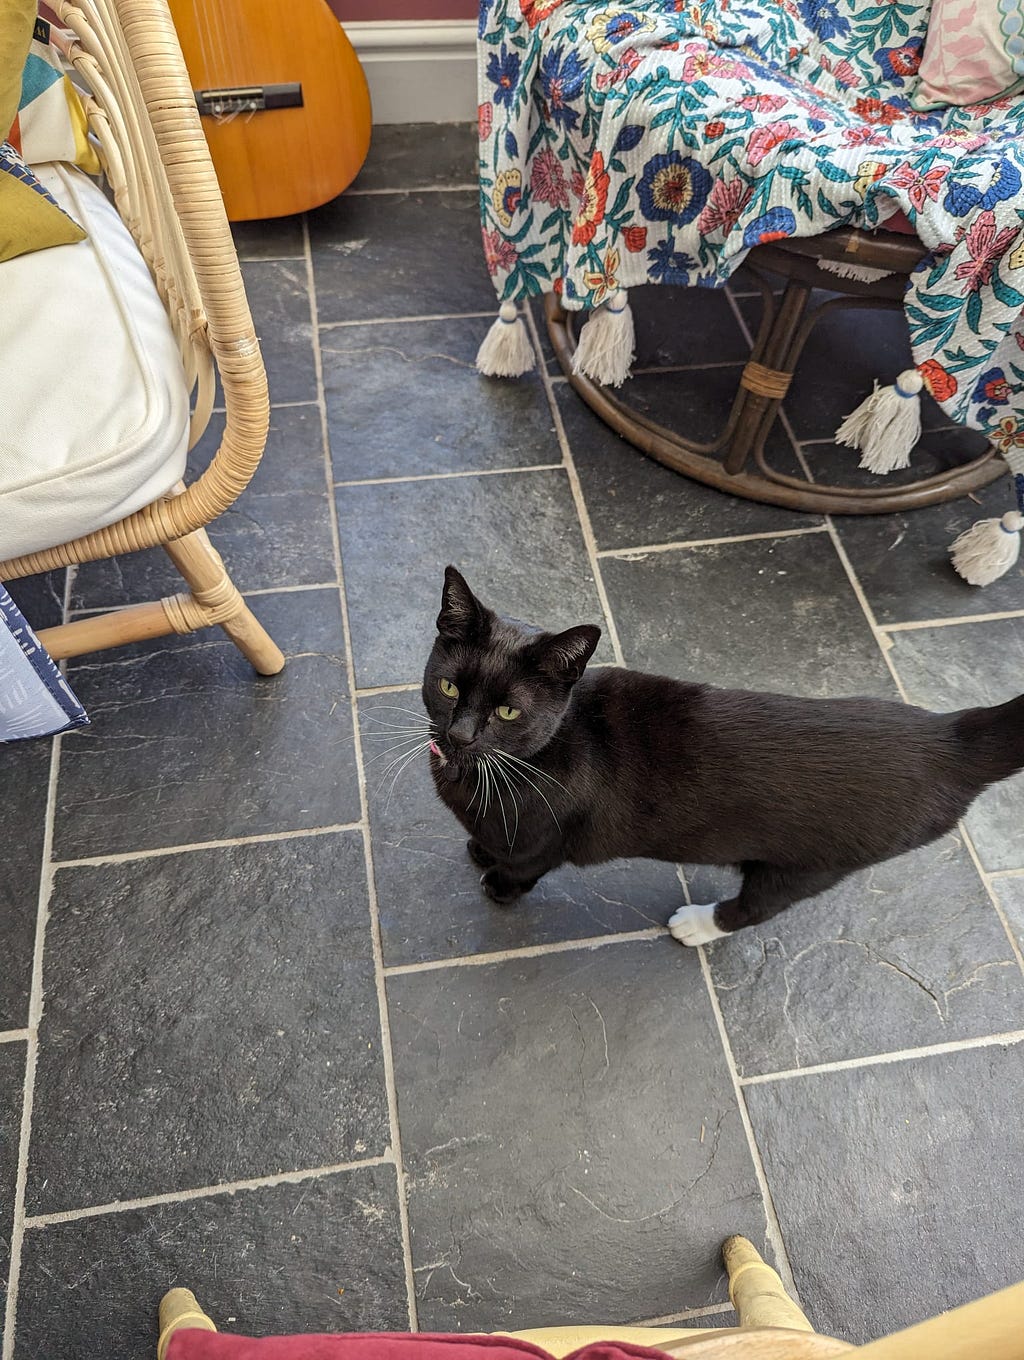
[0,162,190,562]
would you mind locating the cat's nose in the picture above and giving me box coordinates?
[448,718,477,748]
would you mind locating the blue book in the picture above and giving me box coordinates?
[0,585,88,742]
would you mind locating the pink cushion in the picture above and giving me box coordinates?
[168,1335,678,1360]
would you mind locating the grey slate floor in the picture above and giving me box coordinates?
[3,124,1024,1358]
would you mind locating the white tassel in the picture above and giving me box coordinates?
[835,367,923,474]
[571,288,635,388]
[475,301,536,378]
[950,510,1023,585]
[818,259,894,283]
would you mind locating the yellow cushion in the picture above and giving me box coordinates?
[0,0,84,262]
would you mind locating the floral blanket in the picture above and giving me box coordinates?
[478,0,1024,453]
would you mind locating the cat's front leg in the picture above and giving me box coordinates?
[479,844,561,906]
[480,865,538,905]
[467,837,497,869]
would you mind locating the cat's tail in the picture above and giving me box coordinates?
[953,692,1024,787]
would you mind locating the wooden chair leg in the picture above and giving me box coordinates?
[163,527,285,676]
[724,1236,814,1333]
[157,1288,216,1360]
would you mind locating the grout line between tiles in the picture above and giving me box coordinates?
[880,608,1024,632]
[212,397,320,415]
[335,463,564,489]
[633,1302,735,1327]
[990,866,1024,880]
[383,927,667,977]
[524,304,626,667]
[358,683,422,697]
[23,1155,393,1230]
[695,947,800,1303]
[631,360,745,377]
[740,1028,1024,1088]
[50,822,364,871]
[597,525,828,560]
[0,1029,29,1046]
[68,583,339,619]
[236,253,305,265]
[958,825,1024,982]
[344,183,477,197]
[319,311,496,331]
[2,568,70,1360]
[304,217,419,1332]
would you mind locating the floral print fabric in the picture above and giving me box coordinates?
[478,0,1024,448]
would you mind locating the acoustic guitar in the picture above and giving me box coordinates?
[167,0,372,221]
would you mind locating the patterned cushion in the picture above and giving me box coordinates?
[913,0,1024,109]
[0,0,84,262]
[8,14,101,171]
[0,137,84,260]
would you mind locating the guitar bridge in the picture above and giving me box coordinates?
[195,84,304,116]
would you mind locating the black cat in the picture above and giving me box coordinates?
[422,566,1024,945]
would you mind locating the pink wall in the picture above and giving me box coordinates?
[331,1,477,18]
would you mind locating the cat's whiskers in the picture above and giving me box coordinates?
[493,749,562,832]
[362,704,429,720]
[487,753,521,848]
[466,764,479,816]
[483,754,514,848]
[374,738,432,797]
[494,748,570,797]
[381,740,432,811]
[364,733,432,768]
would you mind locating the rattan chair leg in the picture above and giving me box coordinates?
[163,527,285,675]
[725,281,810,476]
[724,1236,815,1333]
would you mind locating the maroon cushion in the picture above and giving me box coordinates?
[884,209,916,235]
[168,1335,678,1360]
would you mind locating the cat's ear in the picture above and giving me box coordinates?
[534,625,601,682]
[437,565,488,641]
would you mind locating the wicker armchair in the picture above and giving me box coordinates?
[0,0,284,675]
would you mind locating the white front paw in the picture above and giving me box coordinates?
[668,902,727,947]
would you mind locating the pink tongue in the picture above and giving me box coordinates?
[429,740,442,756]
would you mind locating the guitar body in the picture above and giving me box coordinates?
[167,0,372,221]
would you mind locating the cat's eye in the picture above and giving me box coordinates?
[496,704,521,721]
[438,678,459,698]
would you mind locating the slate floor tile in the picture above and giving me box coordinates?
[389,938,767,1330]
[71,405,336,609]
[601,532,897,698]
[231,215,305,261]
[28,832,386,1214]
[627,285,751,370]
[5,571,65,630]
[832,475,1024,624]
[335,469,613,688]
[746,1042,1024,1343]
[54,589,358,860]
[557,385,813,552]
[687,834,1022,1076]
[351,123,476,191]
[888,617,1024,872]
[309,191,495,324]
[241,260,317,405]
[531,284,753,376]
[323,317,557,481]
[993,876,1024,953]
[15,1163,407,1360]
[1,1040,25,1343]
[363,698,683,966]
[0,738,50,1029]
[800,425,992,493]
